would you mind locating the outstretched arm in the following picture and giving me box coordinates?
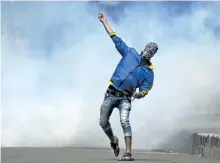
[98,12,130,57]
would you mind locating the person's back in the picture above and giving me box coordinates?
[98,12,158,161]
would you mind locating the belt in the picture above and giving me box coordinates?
[107,85,132,97]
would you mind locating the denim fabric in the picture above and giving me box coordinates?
[99,92,132,137]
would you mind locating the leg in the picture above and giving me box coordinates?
[118,99,132,152]
[118,99,134,161]
[99,93,120,157]
[99,93,115,142]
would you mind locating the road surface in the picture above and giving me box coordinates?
[1,147,219,163]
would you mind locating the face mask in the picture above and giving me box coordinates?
[141,42,158,60]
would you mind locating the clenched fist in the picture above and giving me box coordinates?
[98,12,106,23]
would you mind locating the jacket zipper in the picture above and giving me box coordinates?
[116,64,141,90]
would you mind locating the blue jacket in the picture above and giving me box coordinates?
[109,32,154,98]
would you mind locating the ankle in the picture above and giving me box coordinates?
[110,136,116,143]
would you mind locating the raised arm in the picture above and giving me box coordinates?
[98,12,130,57]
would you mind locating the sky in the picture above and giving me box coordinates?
[1,1,220,149]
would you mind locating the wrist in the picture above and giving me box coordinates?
[109,32,116,37]
[134,92,143,99]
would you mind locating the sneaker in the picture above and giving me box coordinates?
[110,136,120,157]
[118,152,134,161]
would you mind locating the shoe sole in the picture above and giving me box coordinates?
[117,157,135,161]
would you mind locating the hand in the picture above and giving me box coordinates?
[131,94,137,101]
[98,12,106,23]
[131,96,135,102]
[131,93,143,101]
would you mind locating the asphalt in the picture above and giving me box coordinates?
[1,147,219,163]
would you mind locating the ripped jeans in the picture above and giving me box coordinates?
[99,91,132,138]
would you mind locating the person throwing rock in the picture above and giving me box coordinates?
[98,12,158,161]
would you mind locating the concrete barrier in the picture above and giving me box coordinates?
[152,115,220,161]
[192,132,220,161]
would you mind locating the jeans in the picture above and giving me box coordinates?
[99,92,132,138]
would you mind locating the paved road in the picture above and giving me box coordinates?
[1,147,219,163]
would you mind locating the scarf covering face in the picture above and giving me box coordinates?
[141,42,158,60]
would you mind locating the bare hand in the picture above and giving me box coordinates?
[131,94,136,102]
[131,96,135,102]
[98,12,106,23]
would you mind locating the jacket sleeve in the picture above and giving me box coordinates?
[109,32,130,57]
[135,79,154,99]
